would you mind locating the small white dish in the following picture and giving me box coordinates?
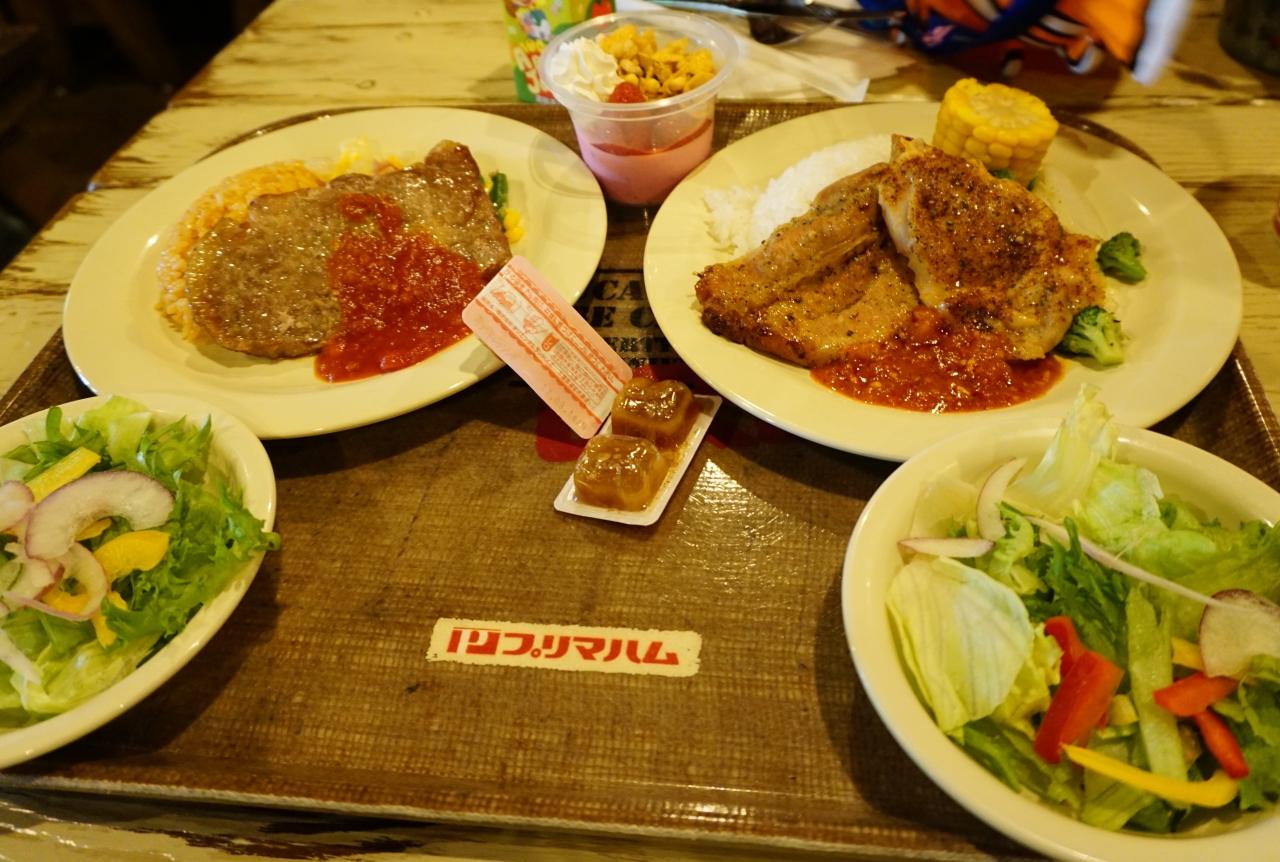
[842,419,1280,861]
[0,392,275,769]
[554,395,721,526]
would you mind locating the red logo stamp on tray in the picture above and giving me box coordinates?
[426,618,701,678]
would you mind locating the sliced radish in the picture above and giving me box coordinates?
[898,536,995,558]
[1199,589,1280,678]
[1,542,59,599]
[1027,517,1228,609]
[0,481,32,534]
[24,472,173,561]
[5,544,107,622]
[977,458,1026,541]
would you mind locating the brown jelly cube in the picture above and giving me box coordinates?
[610,379,696,448]
[573,435,668,511]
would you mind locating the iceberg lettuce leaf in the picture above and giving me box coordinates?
[887,557,1033,733]
[1009,385,1116,519]
[991,624,1061,737]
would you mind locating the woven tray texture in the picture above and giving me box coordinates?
[0,103,1276,859]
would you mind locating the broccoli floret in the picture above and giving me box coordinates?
[1096,232,1146,282]
[1057,306,1124,366]
[989,168,1016,180]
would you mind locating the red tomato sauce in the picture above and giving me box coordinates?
[316,193,485,383]
[812,306,1063,413]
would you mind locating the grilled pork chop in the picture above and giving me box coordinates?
[877,136,1103,360]
[695,164,917,367]
[185,140,510,359]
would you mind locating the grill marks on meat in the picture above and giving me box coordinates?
[695,164,917,367]
[185,140,510,359]
[878,135,1104,360]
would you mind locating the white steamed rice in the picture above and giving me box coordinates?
[704,135,893,256]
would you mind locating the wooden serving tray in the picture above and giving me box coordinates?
[0,103,1276,858]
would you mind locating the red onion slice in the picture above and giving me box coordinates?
[24,472,173,561]
[2,541,59,599]
[1027,516,1228,609]
[0,481,32,534]
[4,544,107,622]
[899,536,995,558]
[977,458,1026,541]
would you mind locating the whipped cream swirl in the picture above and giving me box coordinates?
[546,36,622,102]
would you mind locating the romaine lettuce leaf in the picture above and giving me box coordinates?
[1151,522,1280,641]
[1125,588,1186,782]
[962,717,1082,813]
[1233,669,1280,809]
[1082,735,1161,831]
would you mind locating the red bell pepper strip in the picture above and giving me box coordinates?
[1153,672,1239,717]
[1192,710,1250,779]
[1044,615,1087,680]
[1034,650,1125,764]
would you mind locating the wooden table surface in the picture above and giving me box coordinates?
[0,0,1276,858]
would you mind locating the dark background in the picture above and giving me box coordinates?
[0,1,271,268]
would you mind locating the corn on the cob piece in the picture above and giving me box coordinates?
[933,79,1058,185]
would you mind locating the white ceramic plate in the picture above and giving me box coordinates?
[0,392,275,768]
[644,103,1242,461]
[63,107,608,439]
[843,421,1280,861]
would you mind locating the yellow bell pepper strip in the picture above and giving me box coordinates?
[25,447,101,501]
[43,583,89,616]
[76,518,113,541]
[1171,637,1204,671]
[91,592,128,648]
[92,530,170,579]
[1107,694,1139,727]
[1062,744,1239,807]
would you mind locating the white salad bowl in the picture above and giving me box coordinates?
[0,393,275,768]
[842,420,1280,862]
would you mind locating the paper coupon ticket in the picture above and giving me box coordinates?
[463,256,632,438]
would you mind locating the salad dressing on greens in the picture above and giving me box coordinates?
[888,387,1280,832]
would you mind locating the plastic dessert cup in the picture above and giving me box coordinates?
[541,11,739,206]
